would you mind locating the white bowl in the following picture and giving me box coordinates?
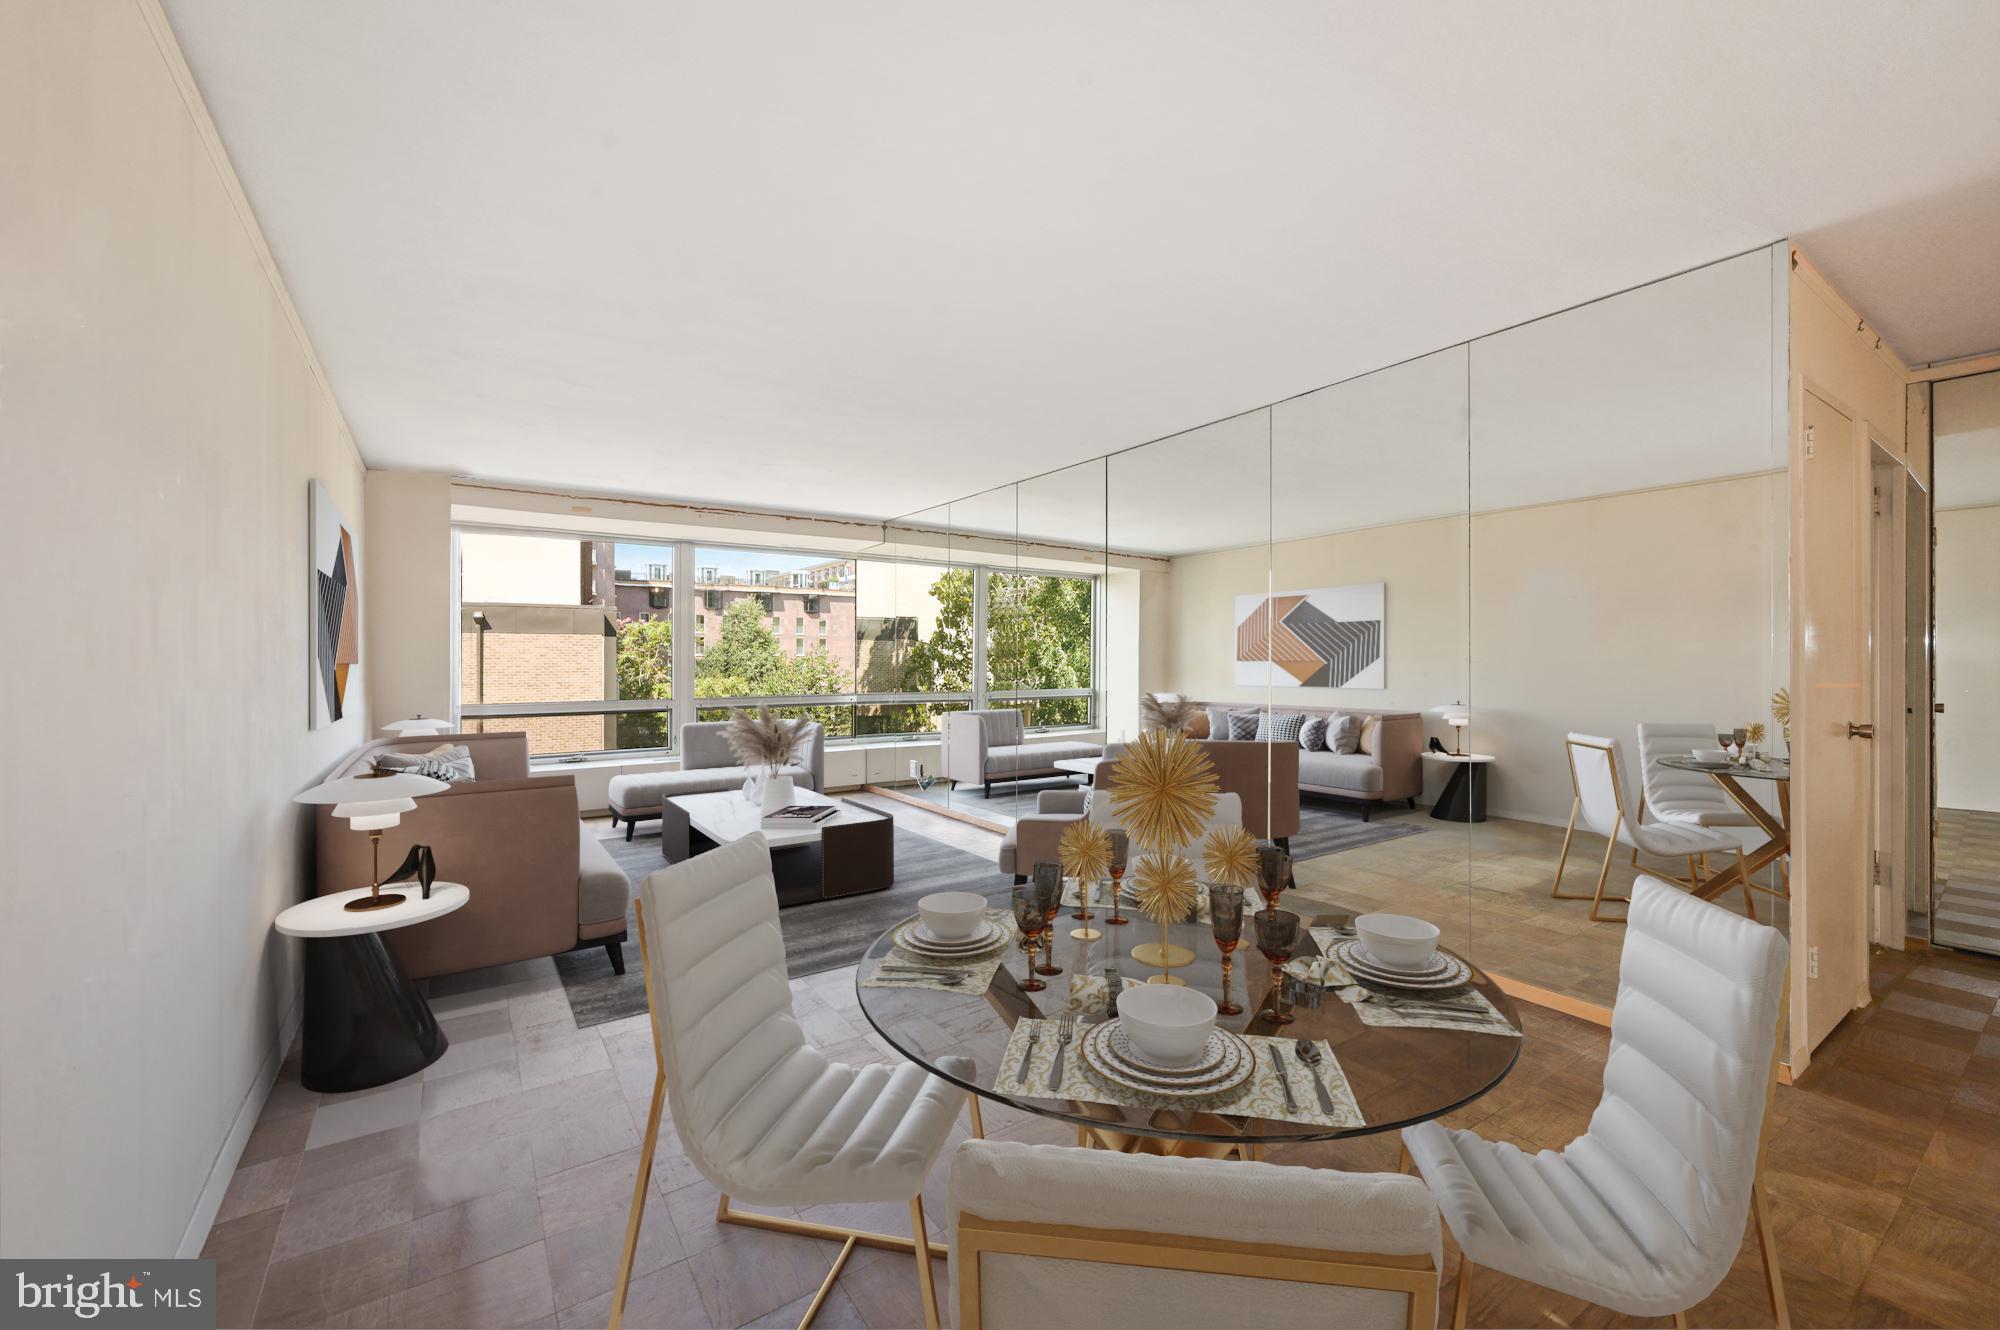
[1116,985,1217,1067]
[1355,913,1441,972]
[917,891,986,940]
[1691,748,1730,764]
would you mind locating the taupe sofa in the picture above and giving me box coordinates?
[942,708,1104,798]
[314,731,631,979]
[1194,702,1423,820]
[605,719,825,839]
[997,740,1301,881]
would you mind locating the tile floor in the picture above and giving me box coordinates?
[203,937,2000,1328]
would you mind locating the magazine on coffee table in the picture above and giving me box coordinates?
[763,804,838,827]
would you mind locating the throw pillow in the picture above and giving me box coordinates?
[1256,712,1305,744]
[1358,716,1381,756]
[1186,710,1212,739]
[1298,716,1327,751]
[1327,713,1361,754]
[373,743,476,783]
[1205,707,1235,741]
[1226,711,1261,741]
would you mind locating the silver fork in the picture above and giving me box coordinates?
[1016,1027,1041,1084]
[1046,1016,1076,1091]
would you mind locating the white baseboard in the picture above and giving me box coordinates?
[176,993,303,1258]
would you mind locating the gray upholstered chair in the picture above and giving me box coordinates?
[941,708,1102,798]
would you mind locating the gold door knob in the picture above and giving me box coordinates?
[1848,722,1876,740]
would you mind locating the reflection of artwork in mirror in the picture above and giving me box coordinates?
[1233,583,1384,688]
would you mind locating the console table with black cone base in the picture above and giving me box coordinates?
[273,883,468,1093]
[1422,753,1495,824]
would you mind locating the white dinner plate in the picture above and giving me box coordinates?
[1106,1023,1236,1079]
[891,916,1008,958]
[1332,940,1473,992]
[1080,1022,1254,1100]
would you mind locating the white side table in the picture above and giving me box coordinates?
[1420,753,1495,823]
[274,884,468,1092]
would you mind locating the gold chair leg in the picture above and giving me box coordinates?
[608,1071,667,1330]
[1671,1312,1689,1329]
[1550,801,1581,898]
[911,1196,940,1330]
[1753,1184,1790,1329]
[714,1195,949,1257]
[796,1236,857,1330]
[1737,846,1758,923]
[1451,1255,1473,1330]
[1587,835,1623,923]
[1396,1140,1414,1175]
[966,1095,985,1139]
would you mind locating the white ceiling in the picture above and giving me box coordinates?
[165,1,2000,529]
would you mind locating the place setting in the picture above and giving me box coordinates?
[992,982,1366,1129]
[1305,913,1520,1037]
[862,890,1017,992]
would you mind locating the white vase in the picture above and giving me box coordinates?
[761,772,796,815]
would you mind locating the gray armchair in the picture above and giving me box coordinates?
[941,708,1103,798]
[997,788,1089,883]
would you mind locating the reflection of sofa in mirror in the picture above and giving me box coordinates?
[995,740,1298,881]
[1191,703,1422,820]
[942,708,1104,798]
[314,731,632,978]
[606,719,825,840]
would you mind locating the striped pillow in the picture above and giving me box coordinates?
[1256,712,1305,744]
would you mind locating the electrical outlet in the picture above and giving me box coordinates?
[1808,946,1820,980]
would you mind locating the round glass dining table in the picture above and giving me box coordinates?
[853,906,1522,1151]
[1655,756,1791,905]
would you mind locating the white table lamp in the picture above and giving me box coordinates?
[382,716,454,737]
[1428,703,1472,756]
[296,771,449,911]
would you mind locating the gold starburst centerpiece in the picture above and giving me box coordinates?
[1201,825,1259,889]
[1107,729,1218,852]
[1132,851,1199,924]
[1057,819,1112,885]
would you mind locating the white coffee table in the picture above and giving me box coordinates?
[1053,756,1102,785]
[662,788,894,900]
[273,883,469,1092]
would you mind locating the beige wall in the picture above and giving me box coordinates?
[0,1,370,1256]
[1936,504,2000,812]
[1164,476,1783,823]
[364,470,455,726]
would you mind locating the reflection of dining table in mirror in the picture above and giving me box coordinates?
[1654,756,1790,904]
[854,908,1521,1156]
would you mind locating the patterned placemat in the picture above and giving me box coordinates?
[1062,972,1142,1016]
[1351,987,1520,1037]
[991,1018,1365,1129]
[861,909,1018,994]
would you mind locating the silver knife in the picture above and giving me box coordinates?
[1016,1030,1040,1084]
[1268,1045,1298,1113]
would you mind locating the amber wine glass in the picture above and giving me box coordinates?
[1255,845,1292,915]
[1253,909,1302,1026]
[1010,886,1049,993]
[1030,873,1064,977]
[1104,830,1130,926]
[1207,884,1246,1016]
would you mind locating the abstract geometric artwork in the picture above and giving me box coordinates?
[1233,583,1383,689]
[309,480,360,727]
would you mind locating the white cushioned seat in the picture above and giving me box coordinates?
[1636,723,1757,828]
[608,763,814,813]
[950,1140,1440,1330]
[1404,876,1789,1323]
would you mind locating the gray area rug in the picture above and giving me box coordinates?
[554,814,1019,1027]
[1291,797,1429,861]
[554,795,1424,1028]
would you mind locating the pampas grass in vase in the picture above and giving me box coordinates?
[1139,692,1196,734]
[725,706,813,808]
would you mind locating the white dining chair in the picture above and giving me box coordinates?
[1553,733,1756,922]
[949,1139,1441,1330]
[1637,722,1788,900]
[1403,876,1791,1329]
[610,833,972,1330]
